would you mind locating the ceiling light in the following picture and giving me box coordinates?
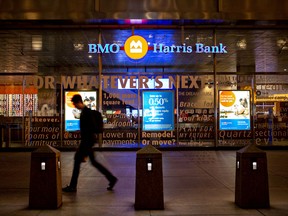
[74,43,84,51]
[277,39,288,50]
[236,39,247,50]
[32,35,42,51]
[126,19,145,24]
[277,39,286,47]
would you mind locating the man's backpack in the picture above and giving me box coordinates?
[92,110,104,133]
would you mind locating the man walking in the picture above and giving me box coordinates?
[63,94,117,192]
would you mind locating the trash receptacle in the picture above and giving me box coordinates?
[135,144,164,210]
[29,144,62,209]
[235,144,270,208]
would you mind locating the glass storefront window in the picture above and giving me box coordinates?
[178,75,215,147]
[101,74,139,148]
[0,28,288,149]
[255,75,288,146]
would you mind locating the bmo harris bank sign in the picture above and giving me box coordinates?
[88,35,227,60]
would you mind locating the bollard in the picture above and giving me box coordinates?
[135,145,164,210]
[29,145,62,209]
[235,144,270,208]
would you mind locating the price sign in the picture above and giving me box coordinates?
[142,91,174,131]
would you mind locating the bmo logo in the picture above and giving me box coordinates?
[88,35,148,60]
[124,35,148,59]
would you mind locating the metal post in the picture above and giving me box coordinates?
[98,30,103,147]
[213,29,218,147]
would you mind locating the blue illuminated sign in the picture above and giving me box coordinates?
[88,34,227,59]
[142,91,174,131]
[88,42,227,54]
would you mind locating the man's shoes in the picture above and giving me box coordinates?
[107,177,118,191]
[62,185,77,192]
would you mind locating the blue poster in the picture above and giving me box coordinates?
[142,91,174,131]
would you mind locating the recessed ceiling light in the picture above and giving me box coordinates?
[74,43,84,51]
[32,35,42,51]
[236,39,247,50]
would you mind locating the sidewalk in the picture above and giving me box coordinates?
[0,149,288,216]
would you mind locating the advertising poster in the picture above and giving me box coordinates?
[65,91,97,131]
[142,90,174,131]
[219,90,250,130]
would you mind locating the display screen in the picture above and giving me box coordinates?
[219,90,250,130]
[142,90,174,131]
[65,91,97,131]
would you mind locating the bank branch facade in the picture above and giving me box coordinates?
[0,0,288,149]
